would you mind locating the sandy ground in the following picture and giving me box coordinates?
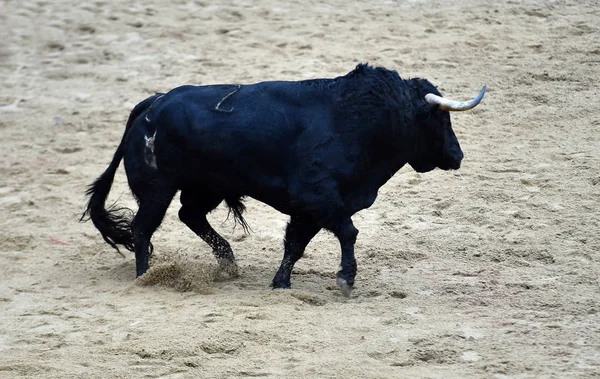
[1,0,599,377]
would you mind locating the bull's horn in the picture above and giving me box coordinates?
[424,84,487,111]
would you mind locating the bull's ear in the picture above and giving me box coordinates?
[410,78,440,115]
[415,102,438,121]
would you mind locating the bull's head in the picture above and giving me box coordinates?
[408,80,485,173]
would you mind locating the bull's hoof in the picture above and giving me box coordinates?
[217,258,239,278]
[271,280,291,289]
[336,277,354,297]
[136,265,149,278]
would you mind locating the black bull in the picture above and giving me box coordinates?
[82,64,485,296]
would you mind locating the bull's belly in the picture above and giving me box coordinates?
[170,159,295,214]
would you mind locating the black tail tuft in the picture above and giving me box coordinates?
[80,167,135,254]
[225,197,251,234]
[81,93,162,254]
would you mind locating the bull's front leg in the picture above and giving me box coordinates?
[332,218,359,297]
[272,215,321,289]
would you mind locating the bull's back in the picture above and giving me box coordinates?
[149,82,333,206]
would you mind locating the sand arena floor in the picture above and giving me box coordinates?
[1,0,599,377]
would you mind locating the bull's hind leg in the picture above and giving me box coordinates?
[178,189,238,276]
[272,215,321,289]
[130,181,177,277]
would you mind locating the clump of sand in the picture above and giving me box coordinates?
[137,252,225,293]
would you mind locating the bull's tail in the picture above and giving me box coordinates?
[81,94,162,253]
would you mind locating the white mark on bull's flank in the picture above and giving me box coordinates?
[144,130,157,169]
[214,84,241,113]
[144,94,164,122]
